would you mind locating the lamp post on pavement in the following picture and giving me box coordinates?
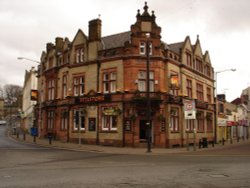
[145,33,152,153]
[214,68,236,143]
[17,57,42,138]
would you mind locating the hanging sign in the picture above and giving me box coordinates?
[183,99,196,119]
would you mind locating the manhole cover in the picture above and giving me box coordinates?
[209,174,228,178]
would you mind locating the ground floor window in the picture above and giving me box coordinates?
[101,107,118,131]
[206,112,213,132]
[73,108,85,131]
[60,110,68,130]
[170,107,179,132]
[186,119,195,131]
[197,111,205,132]
[47,111,55,130]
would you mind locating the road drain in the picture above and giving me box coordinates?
[209,174,229,178]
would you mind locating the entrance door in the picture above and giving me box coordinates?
[140,120,147,141]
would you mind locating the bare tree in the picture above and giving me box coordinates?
[0,85,3,98]
[3,84,23,106]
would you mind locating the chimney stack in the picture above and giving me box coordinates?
[88,18,102,42]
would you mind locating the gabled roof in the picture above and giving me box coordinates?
[102,31,131,50]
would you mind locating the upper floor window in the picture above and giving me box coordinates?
[207,87,212,103]
[138,70,154,92]
[186,79,192,98]
[62,75,67,99]
[219,103,224,113]
[75,47,84,63]
[204,65,211,77]
[63,52,70,64]
[195,58,203,73]
[73,76,85,96]
[139,41,152,55]
[48,79,55,100]
[196,83,204,101]
[103,72,117,93]
[58,55,63,66]
[186,52,192,67]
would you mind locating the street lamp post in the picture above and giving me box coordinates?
[146,34,152,153]
[17,57,42,138]
[214,68,236,143]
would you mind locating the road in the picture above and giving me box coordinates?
[0,126,250,188]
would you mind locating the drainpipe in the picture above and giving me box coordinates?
[96,60,100,145]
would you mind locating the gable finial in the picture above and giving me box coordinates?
[144,2,149,13]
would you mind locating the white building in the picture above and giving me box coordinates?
[22,67,37,132]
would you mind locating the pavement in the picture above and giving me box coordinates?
[9,131,250,155]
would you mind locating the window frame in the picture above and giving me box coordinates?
[102,71,117,94]
[170,107,179,132]
[137,70,154,92]
[73,75,85,97]
[101,107,118,131]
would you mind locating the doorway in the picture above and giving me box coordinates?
[139,120,147,141]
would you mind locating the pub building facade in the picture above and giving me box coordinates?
[36,2,215,148]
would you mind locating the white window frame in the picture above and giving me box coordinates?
[137,71,154,92]
[139,42,152,55]
[103,72,117,93]
[73,109,85,131]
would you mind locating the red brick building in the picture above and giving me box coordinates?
[37,2,215,148]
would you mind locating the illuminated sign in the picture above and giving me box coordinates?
[30,90,38,101]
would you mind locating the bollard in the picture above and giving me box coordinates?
[237,137,240,142]
[16,132,19,139]
[222,138,225,145]
[33,136,36,143]
[212,140,215,147]
[23,133,26,141]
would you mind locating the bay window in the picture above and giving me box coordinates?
[138,70,154,92]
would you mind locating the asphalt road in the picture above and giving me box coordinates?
[0,126,250,188]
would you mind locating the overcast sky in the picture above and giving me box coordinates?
[0,0,250,102]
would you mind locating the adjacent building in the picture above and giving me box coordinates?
[36,3,215,148]
[22,67,38,131]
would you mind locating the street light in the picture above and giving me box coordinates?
[145,33,152,153]
[17,56,42,139]
[214,68,236,143]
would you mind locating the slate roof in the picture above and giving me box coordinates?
[168,42,183,55]
[102,31,131,50]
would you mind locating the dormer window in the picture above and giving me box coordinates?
[139,41,152,55]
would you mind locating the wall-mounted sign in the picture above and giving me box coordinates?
[76,95,111,104]
[170,75,179,89]
[161,121,166,132]
[30,90,38,101]
[124,119,131,132]
[183,99,196,119]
